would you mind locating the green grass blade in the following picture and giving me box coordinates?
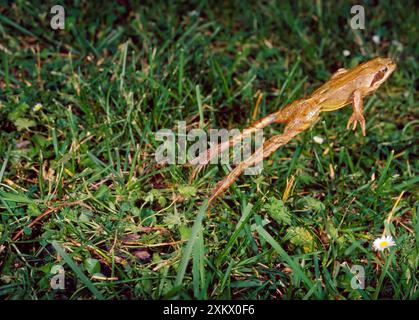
[216,203,253,266]
[51,241,105,300]
[175,200,208,288]
[192,228,206,299]
[0,191,35,204]
[196,85,204,128]
[256,225,319,297]
[377,150,394,190]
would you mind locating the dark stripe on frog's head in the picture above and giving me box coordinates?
[370,67,388,87]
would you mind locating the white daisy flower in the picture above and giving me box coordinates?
[313,136,324,144]
[372,35,380,44]
[373,235,396,252]
[33,103,43,112]
[343,50,351,57]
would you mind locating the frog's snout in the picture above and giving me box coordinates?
[385,58,397,73]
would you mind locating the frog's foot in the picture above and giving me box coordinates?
[346,112,366,136]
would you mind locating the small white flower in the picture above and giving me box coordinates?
[33,103,43,112]
[188,10,200,17]
[343,50,351,57]
[373,235,396,252]
[372,35,380,44]
[313,136,324,144]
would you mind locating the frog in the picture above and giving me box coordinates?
[190,57,396,207]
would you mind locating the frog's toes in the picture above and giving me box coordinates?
[346,114,366,135]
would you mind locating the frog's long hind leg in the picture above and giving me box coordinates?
[207,101,321,208]
[189,101,302,182]
[189,111,283,182]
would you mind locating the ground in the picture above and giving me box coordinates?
[0,1,417,299]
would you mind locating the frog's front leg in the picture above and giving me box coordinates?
[346,90,366,136]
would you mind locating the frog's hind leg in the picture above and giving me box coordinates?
[189,107,292,182]
[207,128,296,206]
[207,101,321,208]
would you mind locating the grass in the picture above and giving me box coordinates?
[0,1,418,300]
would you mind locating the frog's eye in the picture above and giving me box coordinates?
[370,69,387,86]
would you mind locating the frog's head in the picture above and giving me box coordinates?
[369,57,397,89]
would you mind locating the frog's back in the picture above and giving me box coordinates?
[312,59,384,112]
